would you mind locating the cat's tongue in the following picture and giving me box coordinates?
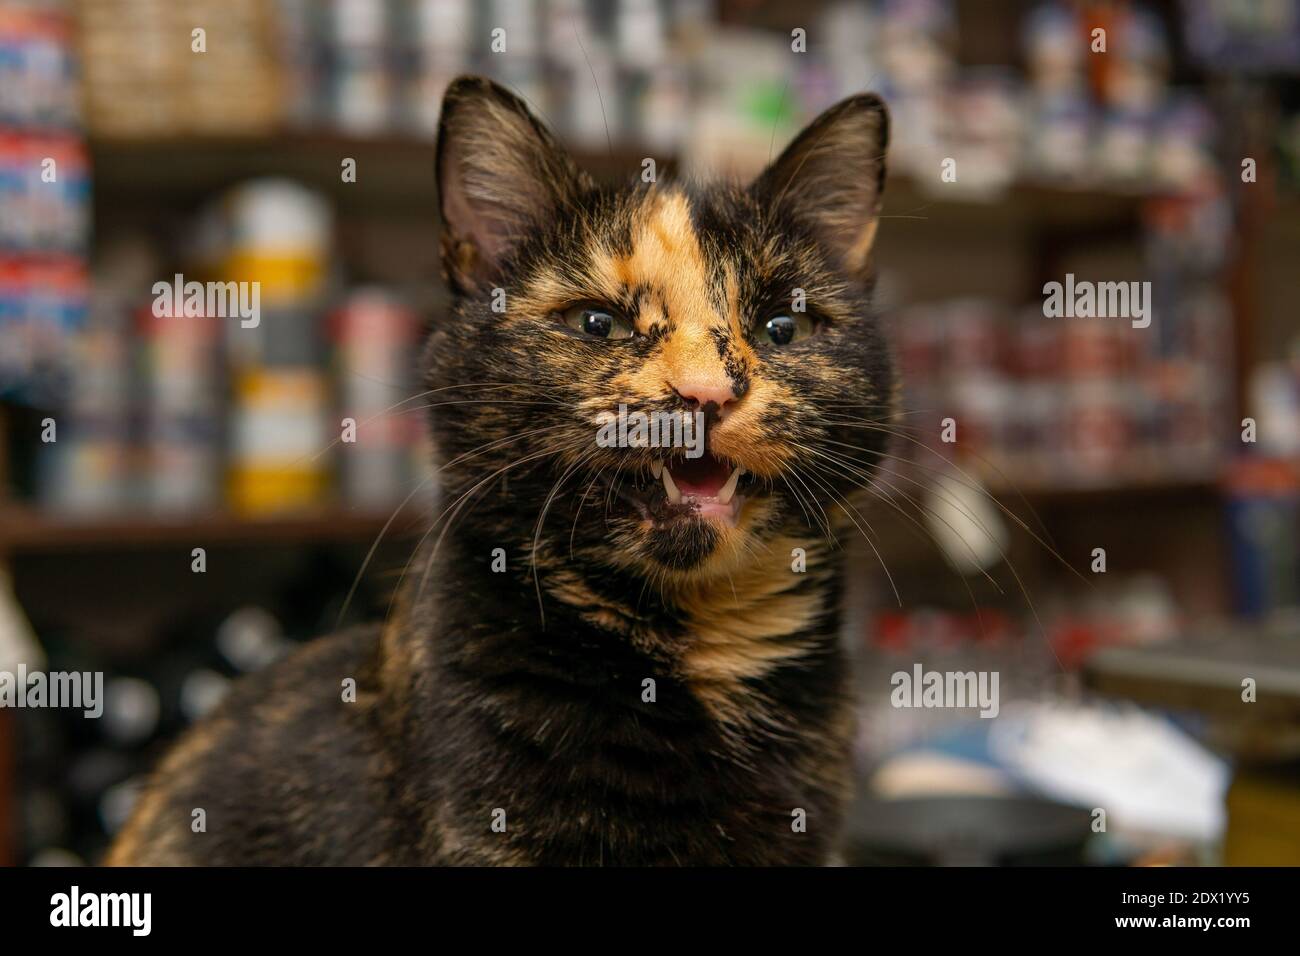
[667,452,732,496]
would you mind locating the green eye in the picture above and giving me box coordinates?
[562,304,635,340]
[763,313,815,345]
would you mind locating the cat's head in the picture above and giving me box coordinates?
[425,76,893,593]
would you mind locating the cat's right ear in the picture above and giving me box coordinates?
[751,94,889,280]
[436,76,589,293]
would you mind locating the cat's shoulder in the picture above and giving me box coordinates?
[105,625,398,865]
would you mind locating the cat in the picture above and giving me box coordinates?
[106,75,893,866]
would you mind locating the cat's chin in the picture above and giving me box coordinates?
[632,494,772,572]
[638,513,730,569]
[597,449,777,570]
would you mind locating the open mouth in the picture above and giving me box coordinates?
[612,451,753,527]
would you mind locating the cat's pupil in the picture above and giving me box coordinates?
[766,315,796,345]
[583,310,614,337]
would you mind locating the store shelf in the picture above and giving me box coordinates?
[87,130,1160,230]
[1085,633,1300,725]
[987,475,1223,505]
[88,132,658,211]
[0,504,423,555]
[0,474,1221,558]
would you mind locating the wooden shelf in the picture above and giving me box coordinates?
[0,475,1219,558]
[88,131,657,212]
[883,173,1153,233]
[1085,633,1300,726]
[87,130,1157,230]
[987,476,1222,506]
[0,504,422,554]
[887,458,1225,507]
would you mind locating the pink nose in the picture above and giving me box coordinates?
[674,382,739,413]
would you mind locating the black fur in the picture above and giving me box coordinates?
[108,77,893,866]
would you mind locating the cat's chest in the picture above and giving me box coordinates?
[434,751,846,866]
[420,659,853,866]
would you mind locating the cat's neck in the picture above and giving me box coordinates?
[378,525,853,865]
[433,521,834,638]
[384,523,843,732]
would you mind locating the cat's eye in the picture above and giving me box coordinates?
[561,304,635,340]
[762,313,816,345]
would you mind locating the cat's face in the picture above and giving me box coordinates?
[426,77,893,591]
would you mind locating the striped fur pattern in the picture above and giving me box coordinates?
[108,77,893,866]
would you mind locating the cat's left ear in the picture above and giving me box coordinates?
[436,76,590,292]
[751,94,889,278]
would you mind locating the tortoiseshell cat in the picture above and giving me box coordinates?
[108,76,893,866]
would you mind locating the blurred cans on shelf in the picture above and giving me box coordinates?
[894,291,1231,489]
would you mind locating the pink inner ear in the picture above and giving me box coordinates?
[441,152,510,265]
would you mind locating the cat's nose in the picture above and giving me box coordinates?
[673,381,744,416]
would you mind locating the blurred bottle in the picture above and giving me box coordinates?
[213,179,334,515]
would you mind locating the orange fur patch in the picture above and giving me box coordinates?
[673,535,828,726]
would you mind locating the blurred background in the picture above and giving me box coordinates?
[0,0,1298,867]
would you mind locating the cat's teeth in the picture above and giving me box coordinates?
[661,467,682,504]
[651,460,663,480]
[717,465,745,505]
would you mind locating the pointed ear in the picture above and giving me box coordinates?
[436,76,590,293]
[751,94,889,279]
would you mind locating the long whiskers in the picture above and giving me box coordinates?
[798,439,1067,671]
[530,447,602,628]
[791,455,901,605]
